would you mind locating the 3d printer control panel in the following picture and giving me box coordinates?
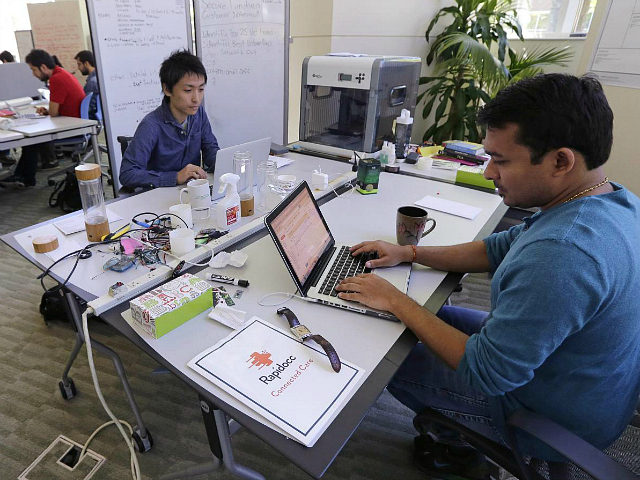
[338,72,367,84]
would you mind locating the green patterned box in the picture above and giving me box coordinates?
[130,273,212,338]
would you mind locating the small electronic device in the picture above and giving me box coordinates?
[108,282,128,296]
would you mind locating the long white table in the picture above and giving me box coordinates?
[102,172,506,478]
[1,160,507,479]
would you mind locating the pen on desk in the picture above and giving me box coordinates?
[207,273,249,287]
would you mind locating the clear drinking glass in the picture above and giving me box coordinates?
[256,159,277,213]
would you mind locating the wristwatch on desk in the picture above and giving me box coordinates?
[277,307,341,373]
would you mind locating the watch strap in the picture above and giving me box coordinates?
[277,307,341,372]
[308,334,341,373]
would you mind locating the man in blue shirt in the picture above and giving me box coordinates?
[337,74,640,478]
[119,50,219,189]
[74,50,99,119]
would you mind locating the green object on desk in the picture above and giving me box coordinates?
[130,273,213,338]
[455,167,495,190]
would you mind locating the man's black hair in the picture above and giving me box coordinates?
[0,50,15,63]
[159,50,207,101]
[477,74,613,170]
[74,50,95,67]
[25,49,56,69]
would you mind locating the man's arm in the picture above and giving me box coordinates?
[35,101,59,117]
[351,240,491,273]
[337,274,469,368]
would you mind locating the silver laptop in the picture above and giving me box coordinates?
[211,137,271,200]
[264,181,410,321]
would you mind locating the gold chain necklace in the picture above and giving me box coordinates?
[563,177,609,204]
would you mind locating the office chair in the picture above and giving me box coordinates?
[116,135,152,197]
[413,406,640,480]
[47,92,111,185]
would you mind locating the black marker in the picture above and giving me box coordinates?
[207,273,249,287]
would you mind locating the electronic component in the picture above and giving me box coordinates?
[108,281,128,296]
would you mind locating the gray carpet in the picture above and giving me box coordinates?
[0,159,637,479]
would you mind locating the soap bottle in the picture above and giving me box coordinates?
[395,109,413,159]
[379,141,390,165]
[214,173,241,229]
[385,141,396,165]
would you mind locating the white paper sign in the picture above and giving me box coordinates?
[415,195,481,220]
[188,317,364,447]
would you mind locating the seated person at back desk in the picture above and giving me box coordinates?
[119,50,219,190]
[336,74,640,478]
[1,49,85,188]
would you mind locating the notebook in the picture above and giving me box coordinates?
[264,181,410,321]
[210,137,271,200]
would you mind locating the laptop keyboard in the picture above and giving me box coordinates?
[319,246,375,297]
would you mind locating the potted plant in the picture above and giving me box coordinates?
[420,0,573,144]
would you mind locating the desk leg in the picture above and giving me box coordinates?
[90,131,100,166]
[200,396,265,480]
[61,291,154,452]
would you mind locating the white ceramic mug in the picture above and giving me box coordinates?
[168,203,193,229]
[169,228,195,256]
[180,178,211,210]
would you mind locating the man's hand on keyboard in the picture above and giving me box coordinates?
[350,240,412,269]
[35,106,49,116]
[336,273,403,313]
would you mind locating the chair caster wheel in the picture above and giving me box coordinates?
[59,378,77,400]
[132,427,153,453]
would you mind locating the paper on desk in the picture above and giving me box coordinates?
[415,195,481,220]
[269,154,293,169]
[54,208,123,235]
[13,224,84,262]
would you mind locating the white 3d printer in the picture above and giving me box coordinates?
[296,55,421,157]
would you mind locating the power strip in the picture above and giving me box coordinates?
[88,216,265,316]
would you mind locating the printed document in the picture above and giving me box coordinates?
[188,318,364,447]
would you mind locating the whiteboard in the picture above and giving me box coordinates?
[588,0,640,89]
[86,0,192,193]
[194,0,288,147]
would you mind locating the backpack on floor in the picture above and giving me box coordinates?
[49,171,83,213]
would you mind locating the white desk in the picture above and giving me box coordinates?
[104,172,506,478]
[1,163,507,479]
[0,116,100,168]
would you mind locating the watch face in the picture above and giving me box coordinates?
[291,324,312,340]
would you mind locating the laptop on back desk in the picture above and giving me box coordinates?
[211,137,271,200]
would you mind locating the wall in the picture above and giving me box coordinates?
[288,0,333,142]
[577,1,640,195]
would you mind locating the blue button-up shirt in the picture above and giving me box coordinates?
[119,100,219,188]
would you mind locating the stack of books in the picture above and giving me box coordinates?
[438,140,490,165]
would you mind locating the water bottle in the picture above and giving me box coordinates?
[395,109,413,159]
[75,164,108,242]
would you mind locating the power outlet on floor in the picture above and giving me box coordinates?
[18,434,105,480]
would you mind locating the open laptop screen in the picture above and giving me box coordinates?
[267,182,332,287]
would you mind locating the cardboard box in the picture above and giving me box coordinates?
[130,273,212,338]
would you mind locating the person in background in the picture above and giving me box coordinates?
[74,50,99,119]
[0,50,15,63]
[336,74,640,479]
[0,49,85,188]
[119,50,219,190]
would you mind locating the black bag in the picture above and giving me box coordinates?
[39,289,69,325]
[49,171,83,213]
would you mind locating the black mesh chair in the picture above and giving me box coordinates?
[414,407,639,480]
[116,135,151,197]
